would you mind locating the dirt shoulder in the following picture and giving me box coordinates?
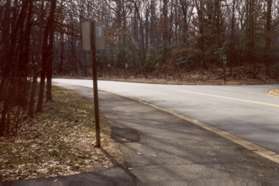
[0,87,121,182]
[269,89,279,96]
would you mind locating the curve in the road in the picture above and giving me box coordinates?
[53,79,279,165]
[102,90,279,165]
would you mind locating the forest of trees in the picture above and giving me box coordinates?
[0,0,58,136]
[1,0,279,136]
[51,0,279,80]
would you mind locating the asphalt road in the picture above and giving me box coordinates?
[54,79,279,154]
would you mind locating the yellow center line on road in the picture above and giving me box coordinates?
[180,90,279,109]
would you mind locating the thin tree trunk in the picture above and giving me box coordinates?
[37,0,57,110]
[28,71,38,117]
[264,0,273,78]
[229,0,236,75]
[59,32,65,74]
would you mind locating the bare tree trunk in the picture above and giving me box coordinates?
[162,0,169,54]
[46,0,57,102]
[37,0,57,111]
[195,0,206,69]
[28,70,38,117]
[46,33,54,101]
[264,0,273,78]
[229,0,236,75]
[59,32,65,74]
[246,0,256,76]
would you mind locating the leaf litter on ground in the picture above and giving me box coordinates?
[0,87,121,182]
[269,89,279,96]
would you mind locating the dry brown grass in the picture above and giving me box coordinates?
[0,87,120,182]
[269,89,279,96]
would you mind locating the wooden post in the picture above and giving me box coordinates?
[91,21,101,148]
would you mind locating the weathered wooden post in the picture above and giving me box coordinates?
[81,21,105,148]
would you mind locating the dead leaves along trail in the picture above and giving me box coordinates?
[269,89,279,96]
[0,88,120,182]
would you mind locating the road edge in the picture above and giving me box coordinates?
[101,90,279,165]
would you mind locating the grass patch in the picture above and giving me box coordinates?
[0,87,120,182]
